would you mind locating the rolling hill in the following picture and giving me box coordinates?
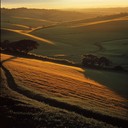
[1,8,95,23]
[30,14,128,67]
[1,53,128,128]
[1,12,128,69]
[1,8,128,127]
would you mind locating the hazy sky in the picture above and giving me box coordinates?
[2,0,128,9]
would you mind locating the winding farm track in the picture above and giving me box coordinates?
[1,63,128,128]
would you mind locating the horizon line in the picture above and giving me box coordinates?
[1,6,128,10]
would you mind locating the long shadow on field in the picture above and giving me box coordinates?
[83,68,128,99]
[1,62,128,127]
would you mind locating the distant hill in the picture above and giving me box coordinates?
[1,8,95,22]
[2,7,128,22]
[62,12,128,26]
[72,7,128,15]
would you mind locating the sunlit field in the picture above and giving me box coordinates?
[1,7,128,128]
[1,54,128,128]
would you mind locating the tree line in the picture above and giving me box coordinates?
[82,54,125,71]
[82,54,111,68]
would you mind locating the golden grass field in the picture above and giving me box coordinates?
[1,54,128,124]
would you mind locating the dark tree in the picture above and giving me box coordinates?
[82,54,98,67]
[10,39,39,53]
[1,40,10,50]
[82,54,111,69]
[98,57,110,67]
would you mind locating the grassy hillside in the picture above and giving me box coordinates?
[1,53,128,127]
[1,16,56,29]
[1,64,113,128]
[1,10,128,69]
[1,29,30,41]
[30,14,128,67]
[1,8,128,128]
[1,12,128,69]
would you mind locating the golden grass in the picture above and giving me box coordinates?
[1,54,128,119]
